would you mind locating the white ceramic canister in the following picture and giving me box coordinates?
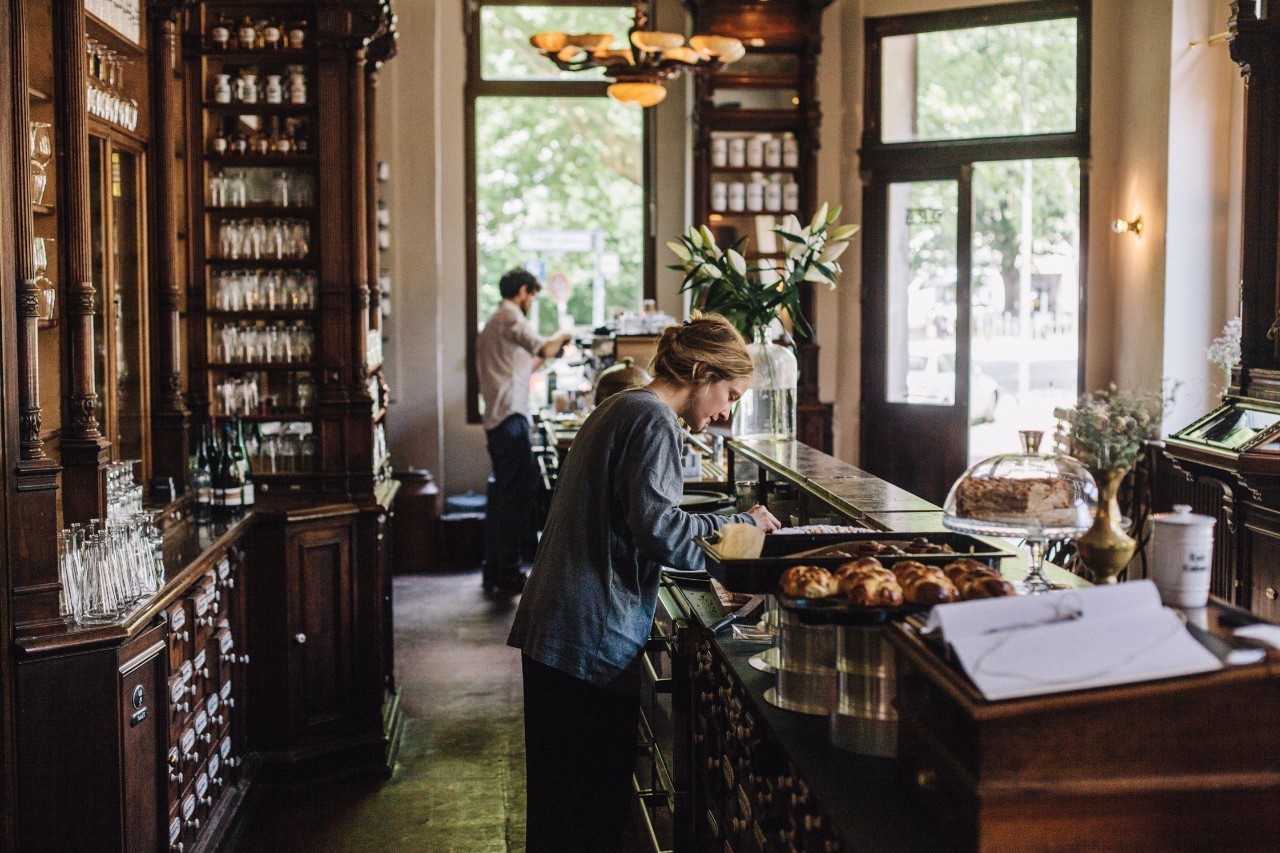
[746,179,765,212]
[727,182,746,212]
[710,182,728,211]
[1149,504,1215,608]
[746,135,765,168]
[213,74,233,104]
[264,75,284,104]
[764,135,782,168]
[764,180,782,212]
[782,180,800,212]
[711,136,728,168]
[728,137,746,168]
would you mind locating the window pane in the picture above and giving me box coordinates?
[885,180,958,406]
[475,96,644,337]
[881,18,1077,143]
[480,6,634,81]
[969,158,1080,464]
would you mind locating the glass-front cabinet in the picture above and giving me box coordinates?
[1166,401,1280,479]
[90,135,151,473]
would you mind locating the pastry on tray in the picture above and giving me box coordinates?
[779,565,839,599]
[890,560,960,605]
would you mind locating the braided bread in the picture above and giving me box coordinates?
[891,560,960,605]
[943,559,1016,599]
[837,566,904,607]
[832,556,884,578]
[779,565,839,599]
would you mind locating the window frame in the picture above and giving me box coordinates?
[861,0,1092,394]
[464,0,656,424]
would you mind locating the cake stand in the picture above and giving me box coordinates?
[942,431,1098,593]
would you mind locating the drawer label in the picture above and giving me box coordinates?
[219,629,234,655]
[207,693,220,717]
[220,736,232,760]
[169,816,182,843]
[722,760,734,790]
[753,824,766,847]
[169,678,187,704]
[195,773,208,799]
[180,729,196,755]
[182,795,195,821]
[194,649,207,673]
[180,660,193,682]
[194,593,210,617]
[169,607,186,633]
[208,753,221,779]
[217,558,232,580]
[194,710,209,735]
[221,680,233,701]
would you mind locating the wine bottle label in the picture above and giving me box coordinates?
[224,487,243,507]
[197,487,212,505]
[242,482,255,506]
[212,488,226,506]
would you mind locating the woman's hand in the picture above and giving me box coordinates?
[746,504,781,531]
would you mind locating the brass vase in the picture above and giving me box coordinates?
[1075,466,1136,583]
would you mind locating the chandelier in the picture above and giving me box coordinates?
[529,2,744,108]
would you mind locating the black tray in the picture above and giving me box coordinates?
[778,595,931,626]
[698,531,1015,593]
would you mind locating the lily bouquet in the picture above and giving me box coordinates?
[666,203,858,339]
[1054,385,1163,471]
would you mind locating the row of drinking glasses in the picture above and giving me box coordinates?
[212,269,317,311]
[217,218,310,261]
[209,170,312,208]
[249,422,318,473]
[33,235,56,321]
[59,515,165,626]
[215,372,315,416]
[30,121,52,206]
[107,459,144,522]
[86,38,140,131]
[216,321,314,364]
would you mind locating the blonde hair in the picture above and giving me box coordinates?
[649,313,753,386]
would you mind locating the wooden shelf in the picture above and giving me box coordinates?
[206,361,316,370]
[205,258,315,269]
[203,102,310,116]
[206,309,317,319]
[212,413,314,422]
[32,203,55,216]
[86,12,145,56]
[202,48,314,62]
[204,205,316,217]
[204,154,316,167]
[28,86,50,103]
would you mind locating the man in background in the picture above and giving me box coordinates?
[476,268,573,596]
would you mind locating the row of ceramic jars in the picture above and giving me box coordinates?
[212,67,306,106]
[210,16,307,52]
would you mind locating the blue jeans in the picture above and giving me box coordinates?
[484,414,536,584]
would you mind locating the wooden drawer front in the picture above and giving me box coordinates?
[194,770,212,826]
[181,792,200,847]
[210,624,235,687]
[168,666,195,741]
[120,634,165,853]
[201,571,223,616]
[207,751,225,805]
[206,693,227,738]
[193,648,213,700]
[167,746,186,811]
[216,553,237,600]
[1243,513,1280,621]
[218,734,241,785]
[193,707,214,759]
[168,807,184,853]
[192,588,218,648]
[167,599,192,672]
[219,680,237,736]
[179,726,202,777]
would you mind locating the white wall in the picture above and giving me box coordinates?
[380,0,1247,493]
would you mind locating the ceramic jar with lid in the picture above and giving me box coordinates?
[1149,504,1215,608]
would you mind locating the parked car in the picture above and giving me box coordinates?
[905,350,1001,424]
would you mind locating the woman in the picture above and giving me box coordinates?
[508,313,780,852]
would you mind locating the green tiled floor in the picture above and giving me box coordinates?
[237,572,528,852]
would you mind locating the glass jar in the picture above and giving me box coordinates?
[733,328,798,441]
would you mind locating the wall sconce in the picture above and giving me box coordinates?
[1111,215,1143,237]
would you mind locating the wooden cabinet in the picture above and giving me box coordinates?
[687,0,835,451]
[246,502,399,776]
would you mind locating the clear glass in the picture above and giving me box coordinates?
[112,149,145,466]
[968,158,1081,464]
[880,17,1077,143]
[944,431,1097,592]
[1179,403,1280,451]
[479,5,632,81]
[733,330,798,441]
[474,96,643,336]
[885,179,958,406]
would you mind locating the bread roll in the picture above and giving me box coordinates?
[890,560,959,605]
[943,558,990,583]
[959,574,1017,599]
[833,556,883,578]
[838,569,904,607]
[779,565,838,599]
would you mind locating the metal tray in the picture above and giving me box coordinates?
[698,531,1015,594]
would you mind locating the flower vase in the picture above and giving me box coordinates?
[1074,466,1136,583]
[733,328,797,440]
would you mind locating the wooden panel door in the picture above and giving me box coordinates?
[286,519,355,744]
[860,173,971,505]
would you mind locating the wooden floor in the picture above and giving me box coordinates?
[237,571,528,852]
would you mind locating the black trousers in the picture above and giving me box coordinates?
[484,414,537,584]
[522,656,640,853]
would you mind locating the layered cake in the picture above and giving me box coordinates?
[954,477,1079,527]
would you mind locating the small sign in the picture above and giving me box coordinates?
[546,271,573,304]
[517,229,595,254]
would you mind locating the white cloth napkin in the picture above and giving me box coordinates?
[924,580,1222,701]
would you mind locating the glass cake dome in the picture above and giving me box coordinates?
[943,430,1098,591]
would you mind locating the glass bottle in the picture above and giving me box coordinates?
[211,16,232,50]
[220,424,244,515]
[238,16,257,50]
[210,426,227,512]
[190,448,212,523]
[236,418,255,509]
[288,20,307,50]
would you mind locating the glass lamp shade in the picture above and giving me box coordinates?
[689,35,745,63]
[608,80,667,107]
[529,31,568,53]
[630,30,685,52]
[661,46,701,64]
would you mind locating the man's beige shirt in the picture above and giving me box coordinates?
[478,299,546,430]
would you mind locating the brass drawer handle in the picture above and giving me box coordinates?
[916,767,938,792]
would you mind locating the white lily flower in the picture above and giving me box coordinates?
[818,241,848,264]
[687,226,702,248]
[830,223,861,242]
[667,240,691,263]
[780,214,802,237]
[803,264,831,283]
[699,225,719,255]
[699,262,722,279]
[826,204,843,225]
[727,249,747,277]
[810,202,828,232]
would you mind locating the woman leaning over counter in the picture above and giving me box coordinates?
[508,314,780,852]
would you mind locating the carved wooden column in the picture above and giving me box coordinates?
[349,49,370,400]
[366,65,381,340]
[53,0,109,524]
[148,11,191,487]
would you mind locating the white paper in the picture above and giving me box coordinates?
[1234,623,1280,650]
[925,580,1222,701]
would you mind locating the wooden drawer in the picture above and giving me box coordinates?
[191,587,218,648]
[167,598,192,672]
[168,665,194,742]
[167,745,186,811]
[180,791,200,848]
[168,807,184,853]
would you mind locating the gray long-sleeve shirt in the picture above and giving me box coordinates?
[507,388,752,693]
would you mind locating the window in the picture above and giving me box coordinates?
[860,0,1090,500]
[466,2,652,422]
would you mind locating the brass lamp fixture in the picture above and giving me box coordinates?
[530,1,744,108]
[1111,215,1144,237]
